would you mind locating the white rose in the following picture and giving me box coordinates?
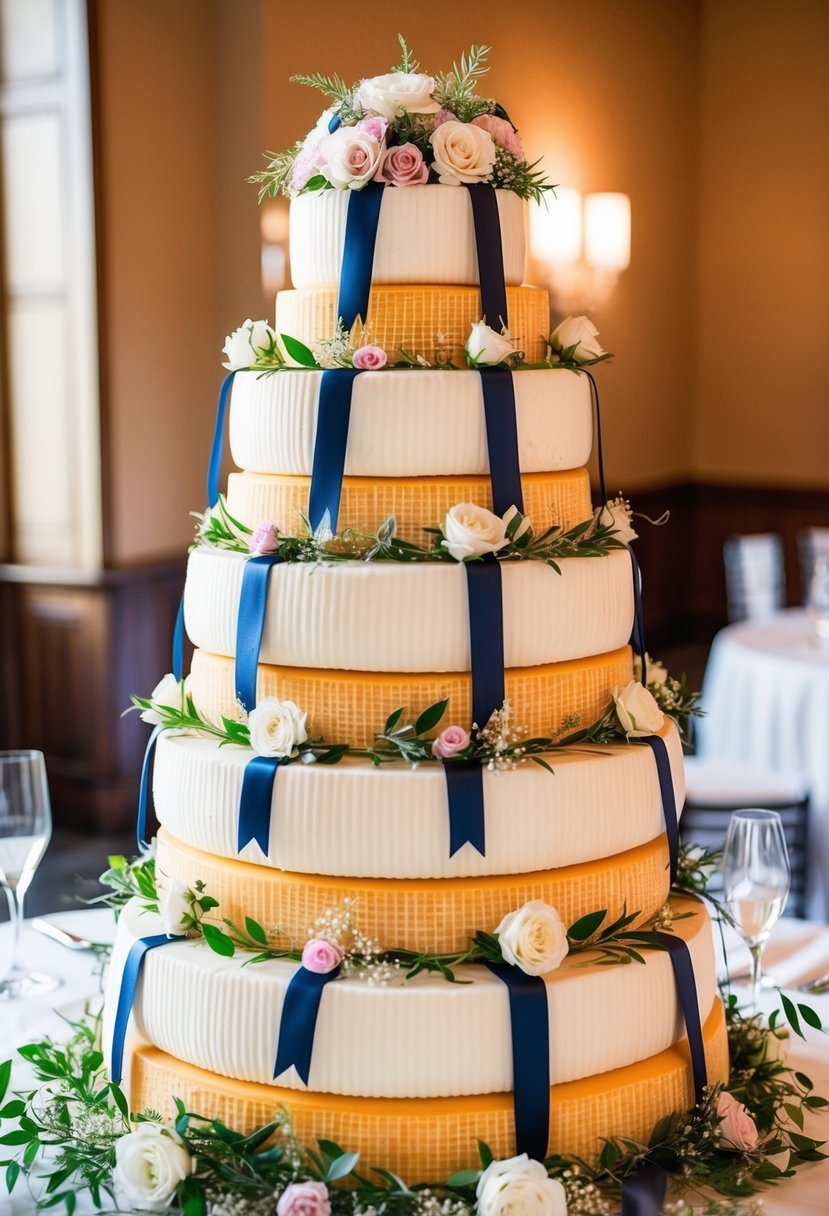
[612,680,665,737]
[476,1154,568,1216]
[222,319,278,370]
[248,697,309,758]
[159,877,192,937]
[442,502,509,562]
[601,496,637,544]
[430,120,496,185]
[549,315,604,363]
[140,673,184,726]
[354,71,439,120]
[632,652,669,687]
[318,127,383,190]
[495,900,569,976]
[114,1124,193,1213]
[465,321,515,366]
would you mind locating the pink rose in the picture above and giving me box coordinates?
[433,108,455,127]
[376,142,429,187]
[716,1091,759,1152]
[276,1182,331,1216]
[301,938,344,975]
[472,114,524,159]
[357,115,389,143]
[249,522,280,555]
[291,141,323,192]
[351,344,388,370]
[431,725,471,759]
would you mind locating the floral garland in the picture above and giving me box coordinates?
[248,39,552,203]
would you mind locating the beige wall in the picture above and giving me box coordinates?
[693,0,829,488]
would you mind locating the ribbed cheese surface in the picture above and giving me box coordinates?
[152,719,685,878]
[228,368,593,477]
[107,896,715,1098]
[289,186,526,288]
[183,550,635,672]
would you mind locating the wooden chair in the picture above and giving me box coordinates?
[723,532,785,622]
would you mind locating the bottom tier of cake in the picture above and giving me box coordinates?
[124,999,729,1182]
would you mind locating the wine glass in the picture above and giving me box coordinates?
[0,751,58,998]
[808,556,829,644]
[722,809,790,1012]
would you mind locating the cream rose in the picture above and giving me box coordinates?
[113,1124,193,1213]
[159,877,192,937]
[441,503,509,562]
[476,1154,567,1216]
[633,652,669,687]
[612,681,665,737]
[222,319,279,370]
[716,1091,759,1152]
[601,495,637,544]
[549,315,605,363]
[430,120,496,185]
[465,321,515,366]
[248,697,309,758]
[495,901,569,976]
[355,71,439,120]
[140,673,184,726]
[318,127,383,190]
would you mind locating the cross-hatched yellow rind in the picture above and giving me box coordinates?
[188,646,634,749]
[126,999,728,1182]
[225,468,592,543]
[155,828,672,953]
[275,284,550,364]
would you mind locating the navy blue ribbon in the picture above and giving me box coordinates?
[172,594,185,681]
[620,1164,667,1216]
[337,182,384,331]
[464,559,505,728]
[463,183,509,331]
[657,931,707,1105]
[443,760,486,857]
[307,368,363,533]
[640,734,679,885]
[273,964,341,1085]
[583,370,608,510]
[207,371,237,509]
[136,725,162,852]
[486,962,549,1161]
[110,933,181,1083]
[480,368,524,516]
[235,552,284,712]
[238,755,281,854]
[628,546,646,676]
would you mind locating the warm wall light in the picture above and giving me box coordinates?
[528,188,631,313]
[584,192,631,273]
[529,186,582,266]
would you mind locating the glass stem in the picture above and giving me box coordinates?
[2,884,21,979]
[749,941,764,1013]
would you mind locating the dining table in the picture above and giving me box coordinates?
[3,910,829,1214]
[695,607,829,920]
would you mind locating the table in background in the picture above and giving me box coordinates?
[696,608,829,918]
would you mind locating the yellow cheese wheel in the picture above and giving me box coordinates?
[225,468,593,543]
[188,646,634,750]
[127,999,728,1181]
[276,284,550,364]
[155,828,672,954]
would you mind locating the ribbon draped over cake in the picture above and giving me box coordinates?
[234,552,285,712]
[237,754,281,854]
[273,964,342,1086]
[109,933,182,1084]
[641,733,680,885]
[307,368,364,534]
[484,961,550,1161]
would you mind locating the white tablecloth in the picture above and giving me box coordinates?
[2,912,829,1213]
[696,608,829,918]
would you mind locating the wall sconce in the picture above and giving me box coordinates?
[529,189,630,314]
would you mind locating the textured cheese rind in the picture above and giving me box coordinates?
[275,285,549,364]
[228,369,593,476]
[122,1001,729,1176]
[224,468,592,542]
[183,550,635,672]
[107,896,715,1098]
[187,646,634,748]
[289,185,526,288]
[152,720,685,878]
[154,828,672,953]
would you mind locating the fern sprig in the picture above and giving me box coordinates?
[290,71,352,105]
[390,34,419,74]
[433,44,492,114]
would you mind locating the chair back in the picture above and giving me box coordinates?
[798,527,829,603]
[723,532,785,622]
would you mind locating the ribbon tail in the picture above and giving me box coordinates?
[658,931,707,1105]
[641,734,679,885]
[486,962,550,1161]
[620,1163,667,1216]
[480,368,524,516]
[237,756,280,854]
[136,725,163,853]
[444,761,486,857]
[235,553,283,713]
[171,593,185,681]
[110,934,176,1083]
[465,558,506,728]
[274,966,340,1086]
[207,370,236,509]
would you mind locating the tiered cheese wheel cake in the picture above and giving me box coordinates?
[105,77,728,1184]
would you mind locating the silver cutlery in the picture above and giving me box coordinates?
[32,917,99,952]
[797,971,829,995]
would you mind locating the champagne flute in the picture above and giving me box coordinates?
[722,809,790,1012]
[0,750,58,998]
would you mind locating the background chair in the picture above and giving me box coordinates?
[723,532,785,622]
[798,527,829,603]
[681,757,810,918]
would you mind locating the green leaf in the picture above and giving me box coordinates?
[0,1062,9,1106]
[370,1167,412,1193]
[201,923,235,958]
[384,706,404,735]
[447,1168,480,1187]
[22,1138,39,1167]
[0,1131,30,1146]
[798,1002,823,1030]
[280,333,318,367]
[325,1150,360,1182]
[477,1139,494,1169]
[598,1139,620,1168]
[245,917,268,945]
[781,992,804,1039]
[317,1138,347,1160]
[0,1101,24,1120]
[414,699,449,736]
[238,1120,282,1152]
[784,1102,805,1129]
[108,1082,130,1125]
[5,1160,20,1192]
[567,909,607,941]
